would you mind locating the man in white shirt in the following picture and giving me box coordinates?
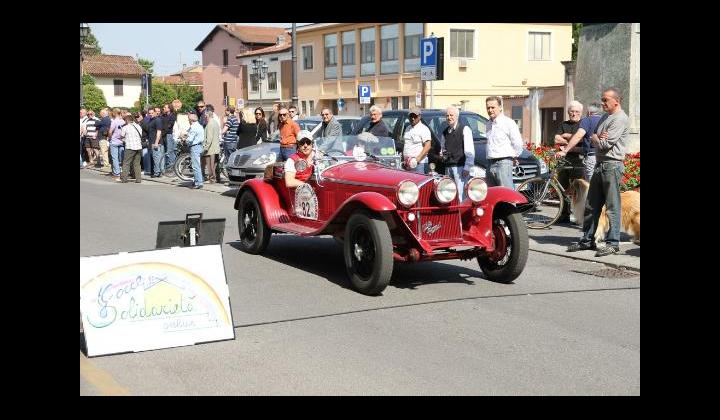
[440,106,474,201]
[402,107,432,174]
[289,105,299,121]
[485,96,524,189]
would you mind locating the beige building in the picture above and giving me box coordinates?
[82,54,145,109]
[296,23,572,144]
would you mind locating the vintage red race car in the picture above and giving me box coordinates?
[234,134,529,295]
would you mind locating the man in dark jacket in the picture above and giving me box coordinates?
[318,108,342,138]
[363,105,390,137]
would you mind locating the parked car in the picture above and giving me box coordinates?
[226,116,361,184]
[353,109,547,187]
[234,134,530,295]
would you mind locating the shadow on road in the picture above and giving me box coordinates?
[228,234,491,292]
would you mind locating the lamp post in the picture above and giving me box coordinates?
[251,57,269,109]
[80,23,90,108]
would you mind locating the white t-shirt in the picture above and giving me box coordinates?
[402,121,431,163]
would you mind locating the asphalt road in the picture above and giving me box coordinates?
[80,170,640,395]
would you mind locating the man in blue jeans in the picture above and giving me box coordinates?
[185,113,205,189]
[484,96,524,190]
[566,87,629,257]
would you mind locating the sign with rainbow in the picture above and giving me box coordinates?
[80,245,234,357]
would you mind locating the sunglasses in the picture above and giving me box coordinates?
[321,113,330,116]
[255,112,262,115]
[408,114,419,119]
[298,139,313,146]
[279,113,288,116]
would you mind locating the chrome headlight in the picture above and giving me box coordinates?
[469,165,486,179]
[253,152,277,166]
[539,159,548,174]
[466,177,488,203]
[434,177,457,204]
[397,180,419,207]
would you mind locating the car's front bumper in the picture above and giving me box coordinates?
[227,167,266,185]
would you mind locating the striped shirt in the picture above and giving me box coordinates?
[84,118,99,139]
[120,122,143,151]
[223,115,240,145]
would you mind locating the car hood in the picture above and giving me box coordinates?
[322,161,428,187]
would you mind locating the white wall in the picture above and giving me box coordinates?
[94,76,142,108]
[238,51,291,103]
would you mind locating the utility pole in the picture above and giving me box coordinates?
[291,23,298,108]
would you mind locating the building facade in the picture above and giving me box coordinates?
[296,23,572,143]
[236,40,292,115]
[195,24,288,115]
[82,54,145,109]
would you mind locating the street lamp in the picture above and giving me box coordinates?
[251,57,269,109]
[80,23,90,108]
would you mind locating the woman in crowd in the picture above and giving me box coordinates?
[253,107,269,144]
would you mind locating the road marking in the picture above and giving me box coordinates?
[80,352,131,396]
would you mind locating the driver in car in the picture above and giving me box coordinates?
[284,130,315,188]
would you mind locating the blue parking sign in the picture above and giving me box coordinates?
[358,84,371,104]
[420,37,437,67]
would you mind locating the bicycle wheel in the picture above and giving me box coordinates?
[516,177,564,229]
[174,153,194,182]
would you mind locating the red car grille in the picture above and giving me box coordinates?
[409,184,462,241]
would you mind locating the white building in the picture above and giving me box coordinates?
[83,54,145,108]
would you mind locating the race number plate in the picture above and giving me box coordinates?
[294,183,318,220]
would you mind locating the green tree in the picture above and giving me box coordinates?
[148,82,203,112]
[82,74,95,85]
[148,82,178,109]
[572,23,583,61]
[138,58,154,75]
[83,84,107,112]
[84,30,102,55]
[175,83,203,112]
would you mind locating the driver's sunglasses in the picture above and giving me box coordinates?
[408,114,419,119]
[298,139,313,146]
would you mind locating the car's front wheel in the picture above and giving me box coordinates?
[477,212,528,283]
[343,212,393,295]
[237,191,271,254]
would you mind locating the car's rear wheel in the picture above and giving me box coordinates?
[477,212,528,283]
[343,212,393,295]
[516,177,564,229]
[237,191,271,254]
[174,153,194,182]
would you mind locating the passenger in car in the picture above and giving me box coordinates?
[284,130,315,188]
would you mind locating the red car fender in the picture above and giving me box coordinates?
[465,186,529,246]
[233,179,289,226]
[483,186,528,209]
[325,191,397,228]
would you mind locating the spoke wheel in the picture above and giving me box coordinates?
[516,177,564,229]
[343,212,393,295]
[237,191,271,254]
[478,212,528,283]
[174,153,194,182]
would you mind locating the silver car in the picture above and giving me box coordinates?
[226,116,360,185]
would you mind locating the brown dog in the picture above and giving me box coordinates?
[566,178,640,245]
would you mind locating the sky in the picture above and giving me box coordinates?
[89,23,308,76]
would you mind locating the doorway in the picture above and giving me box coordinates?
[542,107,564,146]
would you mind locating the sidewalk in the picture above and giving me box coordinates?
[84,165,639,272]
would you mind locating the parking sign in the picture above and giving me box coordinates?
[420,37,444,81]
[358,84,371,104]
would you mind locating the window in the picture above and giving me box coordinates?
[324,34,337,79]
[512,105,523,131]
[404,23,422,73]
[223,82,228,98]
[270,57,278,62]
[113,79,123,96]
[267,72,277,91]
[223,49,228,67]
[402,96,410,109]
[302,45,313,70]
[380,24,399,74]
[391,97,399,110]
[251,74,259,92]
[360,27,375,76]
[528,32,551,61]
[450,29,474,58]
[309,100,315,115]
[342,30,356,78]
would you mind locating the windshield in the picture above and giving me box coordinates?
[314,134,397,159]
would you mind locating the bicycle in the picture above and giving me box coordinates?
[173,140,229,183]
[515,153,576,229]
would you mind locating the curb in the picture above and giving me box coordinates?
[528,245,640,273]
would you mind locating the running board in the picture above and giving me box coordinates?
[272,222,318,235]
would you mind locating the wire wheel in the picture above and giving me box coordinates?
[174,153,194,182]
[516,177,564,229]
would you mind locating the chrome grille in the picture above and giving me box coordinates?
[512,163,538,184]
[411,183,462,241]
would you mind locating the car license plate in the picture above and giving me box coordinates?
[231,169,241,176]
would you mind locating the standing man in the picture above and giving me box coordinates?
[162,103,178,174]
[440,106,474,201]
[277,106,300,161]
[221,106,240,162]
[566,87,629,257]
[485,96,524,189]
[363,105,390,138]
[96,108,112,168]
[553,101,583,223]
[195,101,208,127]
[558,102,602,181]
[148,108,165,177]
[202,104,221,183]
[80,108,88,167]
[318,108,342,138]
[268,103,280,134]
[289,105,299,121]
[402,107,432,174]
[186,113,205,189]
